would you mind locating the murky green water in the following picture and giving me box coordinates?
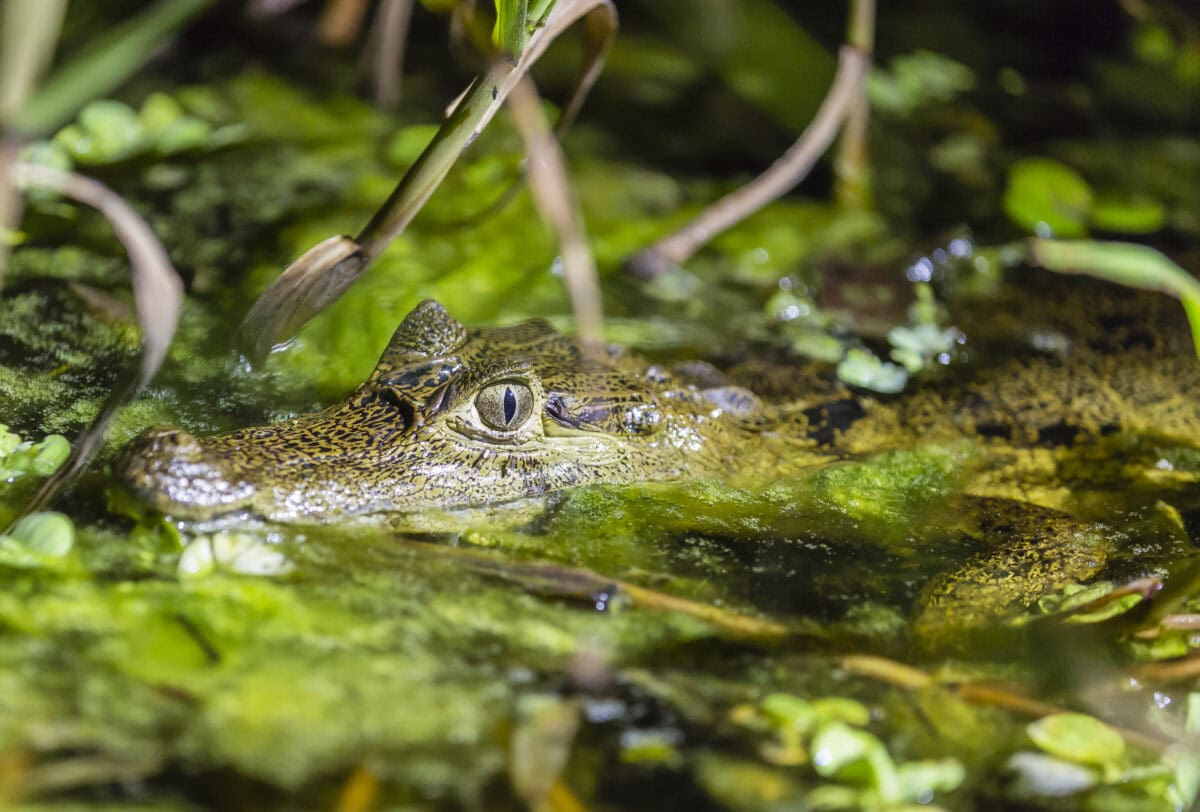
[3,4,1200,809]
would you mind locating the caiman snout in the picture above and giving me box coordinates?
[115,427,258,520]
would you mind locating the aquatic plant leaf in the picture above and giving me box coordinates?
[1027,238,1200,359]
[895,758,966,799]
[1188,692,1200,735]
[810,722,902,802]
[0,0,67,122]
[1004,158,1093,238]
[1027,713,1125,767]
[811,698,871,728]
[1006,751,1098,797]
[760,694,817,732]
[73,99,144,162]
[238,235,367,364]
[869,50,975,114]
[494,0,545,59]
[1171,751,1200,809]
[888,323,960,374]
[0,428,69,482]
[694,755,804,809]
[1089,195,1165,234]
[0,425,19,456]
[836,347,908,393]
[7,511,74,556]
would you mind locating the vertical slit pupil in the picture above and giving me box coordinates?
[503,387,517,424]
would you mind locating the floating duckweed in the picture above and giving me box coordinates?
[618,729,683,766]
[178,532,295,578]
[888,323,961,374]
[44,93,224,169]
[0,511,76,569]
[836,348,909,394]
[0,425,71,482]
[1026,713,1125,767]
[1004,158,1093,238]
[810,722,902,800]
[9,512,75,556]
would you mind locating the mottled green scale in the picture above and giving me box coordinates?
[114,292,1200,651]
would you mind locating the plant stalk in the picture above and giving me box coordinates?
[833,0,875,209]
[626,45,869,279]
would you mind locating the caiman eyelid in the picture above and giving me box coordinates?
[425,381,456,418]
[374,356,464,389]
[545,393,584,430]
[378,388,417,428]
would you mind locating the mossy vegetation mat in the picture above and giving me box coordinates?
[3,2,1200,809]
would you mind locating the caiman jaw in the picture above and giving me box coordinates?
[115,427,258,521]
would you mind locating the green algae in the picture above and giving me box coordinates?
[0,21,1198,811]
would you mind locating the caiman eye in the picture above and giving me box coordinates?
[475,381,534,431]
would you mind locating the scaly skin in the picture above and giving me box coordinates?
[115,292,1200,648]
[117,293,1200,526]
[116,301,777,524]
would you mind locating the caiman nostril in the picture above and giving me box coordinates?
[115,426,257,520]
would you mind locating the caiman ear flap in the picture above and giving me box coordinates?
[376,300,467,370]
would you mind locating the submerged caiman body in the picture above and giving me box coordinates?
[116,288,1200,526]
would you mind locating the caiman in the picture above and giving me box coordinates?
[117,290,1200,523]
[114,285,1200,644]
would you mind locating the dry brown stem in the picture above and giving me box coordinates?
[626,45,869,280]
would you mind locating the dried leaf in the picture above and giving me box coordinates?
[9,162,183,521]
[239,0,617,363]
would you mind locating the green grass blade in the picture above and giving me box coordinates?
[1029,238,1200,358]
[12,0,215,136]
[493,0,529,59]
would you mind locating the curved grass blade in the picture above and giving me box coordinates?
[0,0,67,123]
[238,0,617,364]
[0,0,68,293]
[505,76,603,344]
[8,163,183,523]
[367,0,416,108]
[626,45,869,280]
[1028,238,1200,359]
[12,0,216,137]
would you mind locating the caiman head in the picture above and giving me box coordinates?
[116,300,763,524]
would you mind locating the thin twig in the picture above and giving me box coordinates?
[368,0,415,109]
[505,76,604,345]
[834,0,875,209]
[8,163,183,523]
[395,538,797,644]
[839,655,1168,755]
[626,45,869,280]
